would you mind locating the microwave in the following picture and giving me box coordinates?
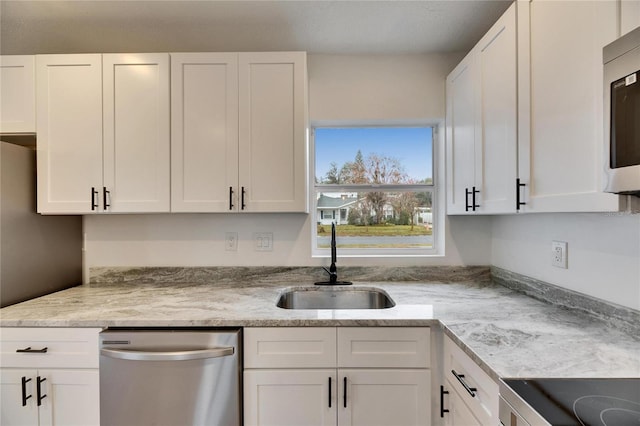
[603,26,640,195]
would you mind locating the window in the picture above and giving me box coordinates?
[313,126,435,256]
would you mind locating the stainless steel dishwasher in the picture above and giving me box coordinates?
[99,328,241,426]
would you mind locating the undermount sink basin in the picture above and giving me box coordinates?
[276,287,395,310]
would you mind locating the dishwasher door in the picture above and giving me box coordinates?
[100,329,241,426]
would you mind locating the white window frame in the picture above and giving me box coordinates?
[310,123,444,258]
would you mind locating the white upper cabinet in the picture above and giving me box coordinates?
[446,52,478,215]
[37,53,170,214]
[103,53,170,213]
[446,3,517,215]
[171,53,239,212]
[36,54,103,214]
[238,52,308,213]
[523,0,622,212]
[171,51,308,213]
[447,0,626,215]
[475,4,518,214]
[0,56,36,133]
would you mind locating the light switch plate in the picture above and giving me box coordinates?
[254,232,273,251]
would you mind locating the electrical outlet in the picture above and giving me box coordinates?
[225,232,238,251]
[551,241,568,269]
[254,232,273,251]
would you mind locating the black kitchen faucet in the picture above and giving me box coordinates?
[315,223,352,285]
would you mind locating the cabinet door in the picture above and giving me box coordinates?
[476,3,518,214]
[38,369,99,426]
[523,0,622,212]
[446,52,478,215]
[36,54,103,214]
[339,369,430,426]
[0,369,39,426]
[443,382,481,426]
[0,55,35,133]
[238,52,308,213]
[244,369,336,426]
[103,53,170,212]
[171,53,239,212]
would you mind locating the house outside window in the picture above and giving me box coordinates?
[313,126,436,256]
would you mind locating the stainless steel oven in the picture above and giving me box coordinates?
[604,26,640,196]
[100,328,241,426]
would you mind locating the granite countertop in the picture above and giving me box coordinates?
[1,267,639,381]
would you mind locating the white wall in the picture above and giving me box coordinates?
[491,212,640,310]
[84,53,493,276]
[309,53,462,122]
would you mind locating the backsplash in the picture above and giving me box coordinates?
[492,266,640,336]
[89,265,492,285]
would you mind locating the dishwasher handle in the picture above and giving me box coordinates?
[100,347,234,362]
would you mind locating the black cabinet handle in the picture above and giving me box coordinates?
[343,377,347,408]
[241,187,246,210]
[451,369,477,397]
[103,187,110,210]
[472,186,480,211]
[465,188,471,212]
[36,377,47,406]
[328,377,332,408]
[229,187,234,210]
[16,347,48,353]
[21,377,32,406]
[91,187,99,211]
[440,385,449,417]
[516,178,526,210]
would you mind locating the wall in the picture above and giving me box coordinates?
[83,53,493,278]
[491,212,640,310]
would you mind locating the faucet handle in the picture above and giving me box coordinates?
[322,267,337,277]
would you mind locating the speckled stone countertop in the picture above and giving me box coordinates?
[1,266,639,381]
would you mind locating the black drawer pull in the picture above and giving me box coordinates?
[21,377,32,406]
[16,347,48,353]
[451,369,477,397]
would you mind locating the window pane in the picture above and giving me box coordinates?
[315,127,433,185]
[316,191,433,249]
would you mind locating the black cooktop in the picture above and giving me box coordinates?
[504,378,640,426]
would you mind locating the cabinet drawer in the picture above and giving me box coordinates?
[0,328,101,369]
[244,327,337,368]
[444,336,498,425]
[337,327,430,368]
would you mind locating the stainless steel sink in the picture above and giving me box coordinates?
[276,287,395,310]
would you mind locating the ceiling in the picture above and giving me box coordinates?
[0,0,511,55]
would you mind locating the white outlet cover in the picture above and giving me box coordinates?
[551,241,568,269]
[225,232,238,251]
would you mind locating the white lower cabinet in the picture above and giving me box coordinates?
[0,328,101,426]
[244,369,336,426]
[440,335,499,426]
[244,327,431,426]
[445,383,481,426]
